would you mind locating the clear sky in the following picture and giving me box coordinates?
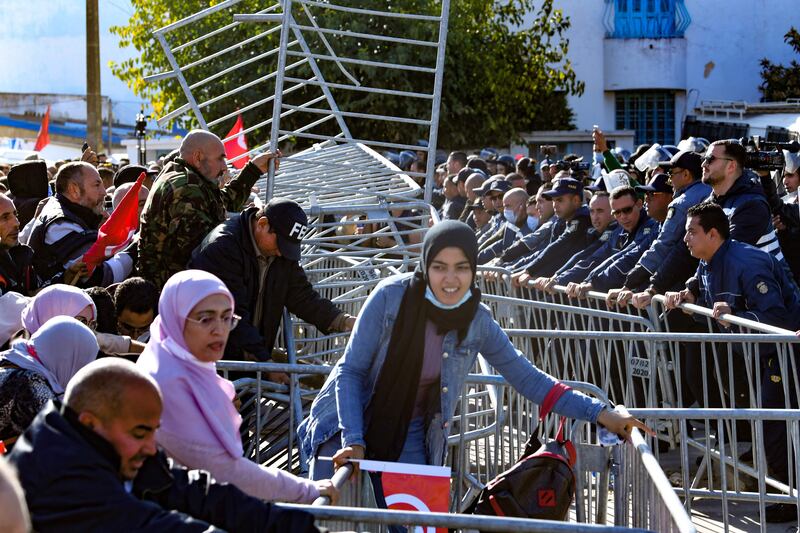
[0,0,144,120]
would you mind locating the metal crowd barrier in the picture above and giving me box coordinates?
[628,408,800,533]
[216,361,694,531]
[147,0,451,202]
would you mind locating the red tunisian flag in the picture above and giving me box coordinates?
[224,115,249,169]
[81,172,145,274]
[359,459,451,533]
[33,105,51,151]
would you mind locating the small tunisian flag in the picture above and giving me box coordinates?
[33,105,51,151]
[81,172,145,274]
[360,459,451,533]
[224,115,249,169]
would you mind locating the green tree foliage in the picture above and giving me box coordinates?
[759,27,800,102]
[111,0,582,149]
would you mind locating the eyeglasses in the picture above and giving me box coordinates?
[117,320,150,339]
[185,314,241,330]
[74,316,97,331]
[611,205,635,217]
[702,155,734,165]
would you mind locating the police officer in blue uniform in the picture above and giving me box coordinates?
[665,201,800,522]
[511,177,592,286]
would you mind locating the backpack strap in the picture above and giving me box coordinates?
[539,382,571,422]
[540,382,577,467]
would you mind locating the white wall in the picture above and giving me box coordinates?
[527,0,800,144]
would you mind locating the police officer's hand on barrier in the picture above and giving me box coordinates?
[630,291,653,310]
[664,289,695,311]
[711,301,733,328]
[607,288,633,308]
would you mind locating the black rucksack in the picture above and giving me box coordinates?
[470,382,576,521]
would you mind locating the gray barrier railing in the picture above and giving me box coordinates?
[215,361,696,531]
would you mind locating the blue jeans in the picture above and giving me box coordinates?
[309,417,428,481]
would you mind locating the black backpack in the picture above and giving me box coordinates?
[470,382,576,521]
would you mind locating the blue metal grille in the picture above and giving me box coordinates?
[615,91,675,146]
[611,0,682,38]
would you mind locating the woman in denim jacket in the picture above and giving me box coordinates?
[299,220,648,480]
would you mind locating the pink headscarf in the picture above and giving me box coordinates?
[136,270,243,458]
[21,284,96,334]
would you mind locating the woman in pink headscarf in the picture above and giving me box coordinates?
[21,284,96,334]
[137,270,337,504]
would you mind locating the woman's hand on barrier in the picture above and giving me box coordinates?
[333,445,365,475]
[597,408,655,441]
[315,479,340,506]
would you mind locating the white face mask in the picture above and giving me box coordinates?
[503,208,517,225]
[527,215,540,232]
[424,285,472,310]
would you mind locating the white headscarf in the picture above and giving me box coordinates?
[1,316,99,395]
[0,292,29,346]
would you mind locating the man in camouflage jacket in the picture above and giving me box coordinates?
[137,129,279,288]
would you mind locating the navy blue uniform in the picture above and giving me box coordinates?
[523,206,593,278]
[625,179,712,291]
[500,217,563,269]
[478,221,532,264]
[553,223,622,285]
[586,213,660,292]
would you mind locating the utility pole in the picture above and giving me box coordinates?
[107,98,113,150]
[86,0,103,151]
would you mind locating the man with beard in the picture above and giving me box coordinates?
[137,130,280,288]
[27,162,128,288]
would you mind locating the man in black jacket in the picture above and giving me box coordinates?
[9,358,322,533]
[190,198,354,382]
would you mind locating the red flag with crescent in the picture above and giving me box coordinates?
[224,115,249,169]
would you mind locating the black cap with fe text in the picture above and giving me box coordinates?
[264,197,308,261]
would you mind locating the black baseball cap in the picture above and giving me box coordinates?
[542,177,583,198]
[636,173,673,194]
[473,177,496,197]
[658,150,702,179]
[486,179,512,195]
[113,165,147,188]
[264,197,308,262]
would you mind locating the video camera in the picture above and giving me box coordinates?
[739,136,800,171]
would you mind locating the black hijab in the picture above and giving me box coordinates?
[364,221,481,461]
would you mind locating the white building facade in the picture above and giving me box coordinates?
[530,0,800,150]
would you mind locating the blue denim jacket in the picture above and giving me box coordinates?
[297,273,606,466]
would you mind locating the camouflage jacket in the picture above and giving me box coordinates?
[137,158,262,288]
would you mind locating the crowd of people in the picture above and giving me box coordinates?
[0,121,797,527]
[424,131,800,522]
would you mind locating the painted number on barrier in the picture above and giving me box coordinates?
[629,356,651,378]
